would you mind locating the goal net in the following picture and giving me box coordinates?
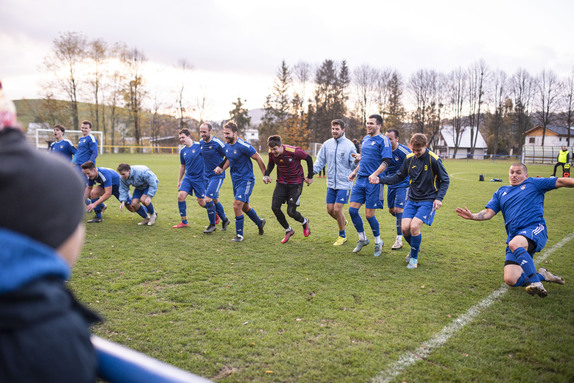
[35,129,104,155]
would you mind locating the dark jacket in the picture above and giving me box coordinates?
[0,229,100,383]
[379,149,450,202]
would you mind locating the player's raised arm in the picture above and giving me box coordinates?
[456,206,496,221]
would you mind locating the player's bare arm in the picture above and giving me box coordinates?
[369,160,389,184]
[456,206,496,221]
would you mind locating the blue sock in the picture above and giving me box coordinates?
[215,202,227,221]
[178,201,187,224]
[146,202,155,215]
[349,207,364,233]
[513,247,540,282]
[136,205,148,219]
[366,216,380,237]
[246,208,263,227]
[396,213,403,236]
[91,199,102,218]
[206,201,216,224]
[410,234,422,259]
[235,214,244,236]
[513,273,529,287]
[339,229,346,238]
[404,234,412,246]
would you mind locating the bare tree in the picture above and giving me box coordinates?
[176,58,192,129]
[446,68,467,158]
[86,38,108,133]
[293,61,311,108]
[104,43,128,146]
[352,64,378,128]
[408,69,436,135]
[374,69,393,124]
[122,47,147,145]
[467,60,488,156]
[536,69,561,146]
[561,70,574,146]
[489,70,508,155]
[509,68,534,152]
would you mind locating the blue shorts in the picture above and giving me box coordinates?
[387,186,408,210]
[403,200,435,226]
[350,176,383,209]
[132,187,152,201]
[180,177,206,198]
[326,188,350,205]
[205,176,225,200]
[505,224,547,263]
[233,179,254,203]
[111,186,121,201]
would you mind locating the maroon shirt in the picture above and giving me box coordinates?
[268,145,309,184]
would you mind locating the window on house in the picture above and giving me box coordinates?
[529,137,535,144]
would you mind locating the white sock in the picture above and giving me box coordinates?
[358,232,367,241]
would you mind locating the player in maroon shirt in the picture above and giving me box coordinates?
[264,135,314,243]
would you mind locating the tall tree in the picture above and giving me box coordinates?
[122,47,147,145]
[176,58,192,130]
[489,70,508,155]
[229,98,251,134]
[408,69,436,135]
[293,61,311,108]
[563,70,574,146]
[385,71,405,132]
[447,68,467,158]
[509,69,534,153]
[353,64,378,128]
[536,69,561,146]
[87,38,108,134]
[260,60,293,144]
[467,60,488,156]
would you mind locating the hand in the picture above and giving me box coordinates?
[142,195,151,206]
[433,199,443,211]
[86,203,96,212]
[351,153,361,162]
[120,201,125,212]
[304,178,313,186]
[348,172,357,182]
[214,167,223,175]
[368,174,379,184]
[263,175,272,184]
[455,206,472,219]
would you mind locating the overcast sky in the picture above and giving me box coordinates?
[1,0,573,120]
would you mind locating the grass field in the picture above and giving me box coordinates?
[70,154,574,382]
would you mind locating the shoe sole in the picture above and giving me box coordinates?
[204,228,217,234]
[391,244,403,250]
[221,220,230,231]
[526,285,548,298]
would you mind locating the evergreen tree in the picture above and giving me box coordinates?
[229,97,251,135]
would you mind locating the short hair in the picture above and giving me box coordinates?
[267,135,282,148]
[331,119,345,129]
[81,120,92,129]
[179,128,191,136]
[410,133,428,148]
[368,114,383,126]
[510,163,528,173]
[387,128,399,138]
[201,123,213,131]
[224,121,238,133]
[54,124,66,133]
[81,161,96,170]
[117,163,131,173]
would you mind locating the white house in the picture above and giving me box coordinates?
[524,125,574,146]
[435,125,488,159]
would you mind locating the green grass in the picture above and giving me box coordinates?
[71,155,574,382]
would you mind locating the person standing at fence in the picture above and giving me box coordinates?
[456,163,568,297]
[81,161,122,223]
[73,120,98,172]
[199,123,230,232]
[348,114,392,257]
[379,133,450,269]
[264,135,314,244]
[552,146,570,177]
[313,119,358,245]
[117,163,159,226]
[49,124,77,162]
[214,121,267,242]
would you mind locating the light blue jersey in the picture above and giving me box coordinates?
[225,138,256,183]
[200,136,226,179]
[486,177,556,242]
[357,134,392,177]
[49,139,77,161]
[180,142,205,182]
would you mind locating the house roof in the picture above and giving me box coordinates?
[440,126,487,149]
[525,125,574,136]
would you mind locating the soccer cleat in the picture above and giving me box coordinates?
[374,242,383,257]
[147,212,158,226]
[281,229,295,244]
[258,219,266,235]
[352,239,370,253]
[231,234,244,242]
[333,236,347,246]
[539,268,565,284]
[407,257,418,269]
[101,204,108,214]
[525,281,548,298]
[405,251,411,263]
[138,216,151,226]
[215,214,220,225]
[203,224,217,234]
[391,238,403,250]
[303,218,311,237]
[87,217,102,223]
[172,222,189,228]
[221,218,230,231]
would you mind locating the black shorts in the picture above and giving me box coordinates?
[272,183,303,206]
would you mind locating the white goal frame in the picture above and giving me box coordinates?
[36,129,104,155]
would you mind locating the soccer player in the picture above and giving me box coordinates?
[456,163,569,298]
[81,161,122,223]
[49,124,77,161]
[73,120,98,171]
[379,133,450,269]
[199,123,230,232]
[264,135,314,244]
[312,119,359,245]
[214,121,266,242]
[117,163,159,226]
[348,114,392,257]
[382,128,412,250]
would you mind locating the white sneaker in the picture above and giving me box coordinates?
[538,268,565,284]
[138,216,151,225]
[392,237,403,250]
[525,281,548,298]
[147,212,158,226]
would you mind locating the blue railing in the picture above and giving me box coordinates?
[92,336,213,383]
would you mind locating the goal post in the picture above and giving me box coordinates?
[35,129,104,155]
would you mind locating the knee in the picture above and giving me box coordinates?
[388,208,396,216]
[286,204,297,218]
[349,206,359,218]
[504,276,517,286]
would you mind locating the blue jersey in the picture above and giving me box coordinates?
[74,134,98,165]
[180,142,205,182]
[383,143,411,188]
[486,177,556,240]
[358,134,392,177]
[225,138,257,182]
[88,167,121,189]
[200,136,226,179]
[49,139,77,161]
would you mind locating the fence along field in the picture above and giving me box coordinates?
[70,154,574,382]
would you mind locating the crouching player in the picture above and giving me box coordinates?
[117,163,159,226]
[81,161,121,223]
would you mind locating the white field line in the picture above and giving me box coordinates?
[370,232,574,383]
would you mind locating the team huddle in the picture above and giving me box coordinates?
[50,114,571,297]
